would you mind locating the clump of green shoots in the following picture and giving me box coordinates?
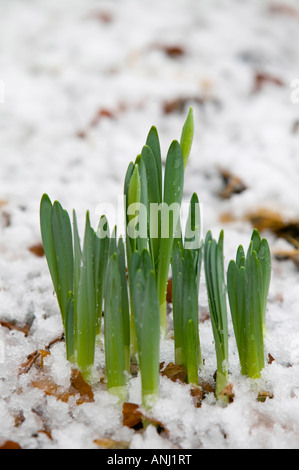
[40,109,273,411]
[40,195,110,381]
[204,230,229,402]
[104,229,130,401]
[124,107,194,338]
[130,249,160,408]
[227,229,271,379]
[171,193,203,384]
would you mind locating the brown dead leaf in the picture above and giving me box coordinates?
[199,307,210,323]
[291,119,299,134]
[90,11,114,23]
[268,353,275,364]
[245,208,299,249]
[198,377,215,396]
[253,71,284,93]
[221,208,299,251]
[151,43,185,58]
[32,369,94,405]
[28,242,44,257]
[90,108,116,128]
[0,441,22,449]
[166,278,172,303]
[122,402,143,430]
[70,369,94,405]
[94,438,130,449]
[38,429,53,440]
[32,377,73,403]
[14,411,25,428]
[122,402,169,435]
[219,384,234,404]
[160,362,187,384]
[257,390,274,402]
[190,385,203,408]
[1,211,11,228]
[19,334,65,375]
[269,3,299,16]
[217,166,247,199]
[0,319,32,337]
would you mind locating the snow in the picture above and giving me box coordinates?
[1,0,299,449]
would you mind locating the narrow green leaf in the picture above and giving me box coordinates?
[51,201,74,321]
[117,236,130,373]
[40,194,59,301]
[171,244,184,365]
[146,125,162,203]
[76,212,97,376]
[94,215,110,333]
[180,106,194,169]
[157,140,184,332]
[135,269,160,408]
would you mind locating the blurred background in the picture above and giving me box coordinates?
[0,0,299,256]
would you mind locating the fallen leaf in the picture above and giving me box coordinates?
[0,441,21,449]
[14,411,25,428]
[198,377,215,396]
[291,119,299,134]
[122,402,169,435]
[32,369,94,406]
[253,71,284,93]
[217,166,247,199]
[257,390,274,402]
[0,319,32,337]
[19,349,50,374]
[151,43,186,58]
[70,369,94,405]
[160,362,187,383]
[0,210,11,228]
[38,429,53,440]
[190,385,203,408]
[122,402,143,430]
[28,242,44,257]
[90,108,116,128]
[219,212,236,224]
[19,334,64,374]
[94,438,130,449]
[199,307,210,323]
[90,11,114,23]
[245,208,299,248]
[166,278,172,303]
[162,95,221,115]
[268,353,275,364]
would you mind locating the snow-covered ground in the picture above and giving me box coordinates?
[1,0,299,449]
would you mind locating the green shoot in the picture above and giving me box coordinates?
[75,211,97,378]
[104,251,128,402]
[180,106,194,169]
[171,193,203,384]
[227,229,271,379]
[40,194,113,381]
[40,194,75,361]
[204,230,229,402]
